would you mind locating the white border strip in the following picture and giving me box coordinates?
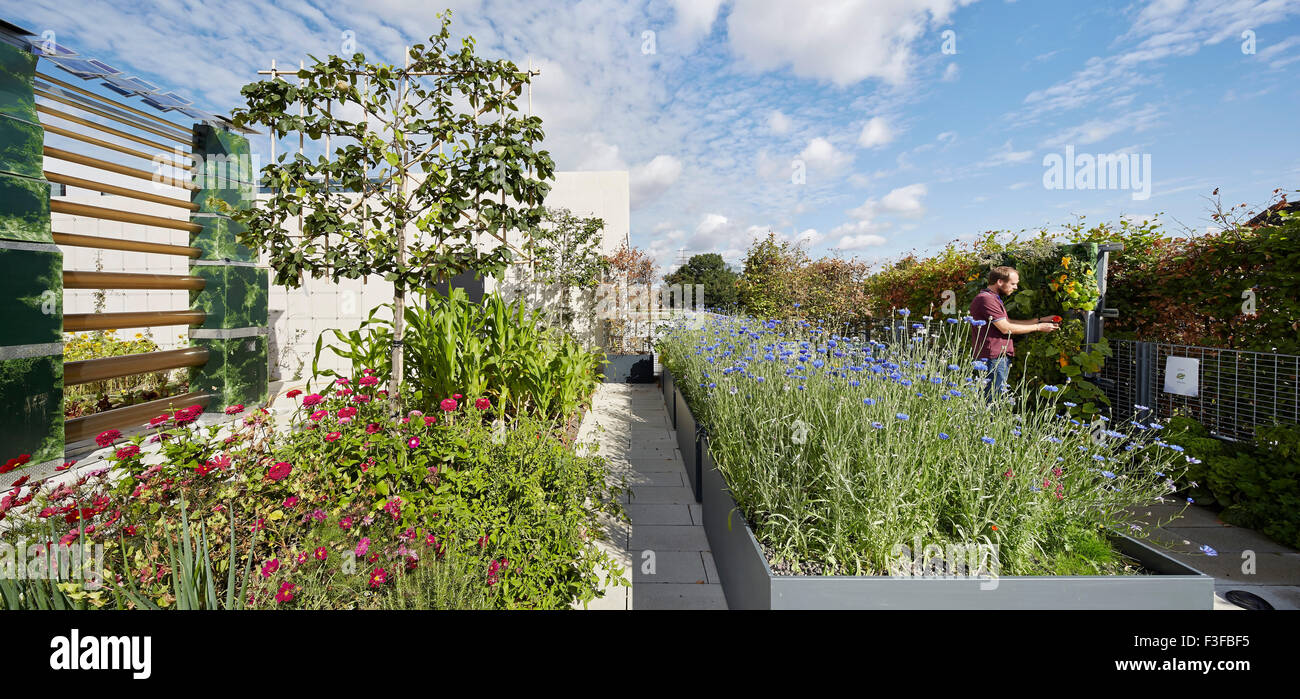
[0,342,62,360]
[190,327,268,339]
[0,239,60,253]
[191,259,262,268]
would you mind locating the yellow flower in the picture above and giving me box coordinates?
[135,333,143,339]
[1061,256,1071,268]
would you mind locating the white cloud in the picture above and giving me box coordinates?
[575,134,627,171]
[878,182,928,217]
[987,140,1034,166]
[726,0,978,86]
[767,109,793,134]
[858,116,896,149]
[630,155,683,209]
[836,231,890,249]
[942,62,960,81]
[798,137,853,174]
[670,0,726,44]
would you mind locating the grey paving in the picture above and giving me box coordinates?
[575,383,727,610]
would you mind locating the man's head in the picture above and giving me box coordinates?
[987,266,1019,296]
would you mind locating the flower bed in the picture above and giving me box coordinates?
[1,372,624,610]
[657,311,1215,607]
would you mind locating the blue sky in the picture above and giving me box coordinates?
[6,0,1299,275]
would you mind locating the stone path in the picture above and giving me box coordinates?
[576,383,726,610]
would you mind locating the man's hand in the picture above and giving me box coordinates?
[1036,322,1059,333]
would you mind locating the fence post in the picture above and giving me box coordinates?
[0,41,62,479]
[187,124,268,411]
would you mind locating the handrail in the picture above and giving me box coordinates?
[45,171,199,211]
[53,231,201,258]
[35,71,191,134]
[64,347,210,386]
[64,270,206,291]
[43,146,196,190]
[37,104,193,165]
[64,310,206,332]
[41,121,194,170]
[35,87,192,146]
[64,391,211,443]
[50,200,203,233]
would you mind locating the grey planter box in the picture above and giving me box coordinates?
[673,385,702,502]
[697,439,1216,610]
[662,368,675,427]
[601,353,655,383]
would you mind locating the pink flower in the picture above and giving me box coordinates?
[310,410,328,421]
[261,558,280,578]
[425,533,437,547]
[354,394,372,403]
[383,498,403,520]
[224,404,245,415]
[363,369,374,376]
[314,547,328,561]
[311,509,326,523]
[95,430,122,447]
[114,444,141,460]
[339,516,353,530]
[275,581,295,603]
[423,415,436,426]
[60,529,80,546]
[365,423,380,434]
[440,398,458,412]
[301,393,324,407]
[283,496,299,508]
[286,389,302,399]
[355,537,370,558]
[400,528,416,542]
[295,551,309,565]
[338,388,353,396]
[267,461,293,482]
[475,397,491,410]
[408,437,420,449]
[148,414,169,427]
[338,416,352,426]
[325,431,342,442]
[337,406,357,419]
[359,376,379,386]
[369,567,387,588]
[453,393,463,401]
[336,377,350,385]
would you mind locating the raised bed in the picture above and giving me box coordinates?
[600,353,655,383]
[667,380,1215,609]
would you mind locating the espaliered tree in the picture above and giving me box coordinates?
[227,11,555,409]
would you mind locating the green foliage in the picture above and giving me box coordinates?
[736,232,806,321]
[664,253,740,313]
[312,288,602,419]
[1165,417,1300,549]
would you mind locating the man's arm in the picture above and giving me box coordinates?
[992,317,1055,335]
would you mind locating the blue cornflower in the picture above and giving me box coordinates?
[1093,456,1108,463]
[945,318,959,324]
[1200,545,1218,557]
[1064,401,1077,407]
[850,380,860,387]
[938,433,950,440]
[899,379,913,387]
[764,353,775,361]
[897,309,911,317]
[863,398,876,406]
[950,390,962,397]
[971,320,987,326]
[972,361,989,371]
[756,376,765,383]
[812,359,824,369]
[708,382,716,389]
[896,413,909,420]
[872,422,884,429]
[798,385,805,391]
[1168,444,1184,452]
[981,436,996,445]
[1186,497,1195,504]
[1047,436,1062,443]
[947,364,960,371]
[912,323,924,329]
[1042,385,1060,393]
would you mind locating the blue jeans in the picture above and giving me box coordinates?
[982,356,1010,405]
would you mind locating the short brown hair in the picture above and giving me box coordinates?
[987,265,1018,285]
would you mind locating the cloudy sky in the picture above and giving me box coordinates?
[7,0,1299,274]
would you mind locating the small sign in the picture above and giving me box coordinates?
[1163,356,1199,397]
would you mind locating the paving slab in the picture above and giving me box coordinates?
[625,485,697,504]
[624,503,695,525]
[633,583,728,610]
[629,524,711,551]
[632,550,709,584]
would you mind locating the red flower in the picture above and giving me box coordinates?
[408,436,420,449]
[453,393,463,401]
[115,445,141,460]
[56,461,75,472]
[124,525,138,536]
[314,547,328,561]
[339,516,353,530]
[148,414,170,427]
[10,475,29,488]
[309,410,328,421]
[423,415,436,426]
[301,393,324,407]
[475,397,491,410]
[267,462,293,481]
[359,375,379,386]
[337,406,357,419]
[261,558,280,578]
[1002,469,1014,478]
[365,423,380,434]
[224,404,245,415]
[283,496,299,508]
[286,389,303,399]
[275,582,295,603]
[369,567,387,588]
[991,525,999,531]
[325,431,342,442]
[95,430,121,447]
[439,398,458,412]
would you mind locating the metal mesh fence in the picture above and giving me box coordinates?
[1099,340,1300,442]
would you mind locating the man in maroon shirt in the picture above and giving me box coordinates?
[969,266,1058,405]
